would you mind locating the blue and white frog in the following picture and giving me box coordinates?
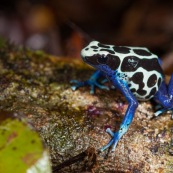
[71,41,173,152]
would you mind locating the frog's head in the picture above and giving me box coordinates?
[81,41,120,72]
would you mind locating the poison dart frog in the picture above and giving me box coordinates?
[71,41,173,152]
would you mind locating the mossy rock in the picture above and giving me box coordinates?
[0,43,173,172]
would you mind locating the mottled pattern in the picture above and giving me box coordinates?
[113,46,130,54]
[81,41,164,100]
[121,56,163,74]
[133,49,152,56]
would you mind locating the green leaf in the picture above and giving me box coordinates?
[0,118,51,173]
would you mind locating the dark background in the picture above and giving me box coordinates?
[0,0,173,73]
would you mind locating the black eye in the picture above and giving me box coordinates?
[97,55,108,64]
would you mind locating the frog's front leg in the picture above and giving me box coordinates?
[71,70,109,94]
[101,76,138,152]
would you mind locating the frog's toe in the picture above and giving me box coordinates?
[101,79,115,90]
[95,82,110,91]
[111,85,116,89]
[101,78,108,84]
[89,81,109,94]
[100,128,119,152]
[71,85,77,91]
[70,79,109,94]
[154,109,165,117]
[89,85,95,94]
[70,79,78,84]
[70,80,85,91]
[106,128,114,137]
[154,107,173,117]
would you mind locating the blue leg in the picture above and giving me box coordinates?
[153,75,173,116]
[101,78,138,152]
[158,58,162,66]
[168,74,173,97]
[70,70,109,94]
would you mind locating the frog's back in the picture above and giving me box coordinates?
[112,45,164,101]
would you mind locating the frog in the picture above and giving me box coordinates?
[71,41,173,152]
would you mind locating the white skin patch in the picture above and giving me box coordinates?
[121,68,162,100]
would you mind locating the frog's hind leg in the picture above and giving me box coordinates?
[153,74,173,116]
[168,74,173,97]
[100,78,138,152]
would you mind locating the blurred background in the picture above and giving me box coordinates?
[0,0,173,73]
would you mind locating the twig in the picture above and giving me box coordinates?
[52,147,97,172]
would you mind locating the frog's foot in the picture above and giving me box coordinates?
[154,107,173,118]
[70,79,109,94]
[100,79,115,89]
[70,80,86,91]
[100,128,119,152]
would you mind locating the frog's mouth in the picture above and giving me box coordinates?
[83,56,113,75]
[83,56,99,66]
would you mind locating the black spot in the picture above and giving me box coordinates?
[130,72,145,94]
[98,43,110,49]
[158,77,162,87]
[91,46,98,49]
[12,146,17,150]
[145,95,151,100]
[133,49,152,56]
[147,74,157,88]
[113,46,130,54]
[137,89,147,96]
[117,73,121,77]
[97,56,108,64]
[130,88,136,93]
[121,56,163,75]
[149,87,157,97]
[93,49,98,52]
[121,56,139,72]
[128,84,131,88]
[143,58,163,74]
[107,54,120,70]
[31,140,36,144]
[130,72,144,86]
[114,71,117,75]
[85,48,89,51]
[100,49,115,54]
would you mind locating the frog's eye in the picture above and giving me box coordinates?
[97,55,108,64]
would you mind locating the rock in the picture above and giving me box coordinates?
[0,43,173,172]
